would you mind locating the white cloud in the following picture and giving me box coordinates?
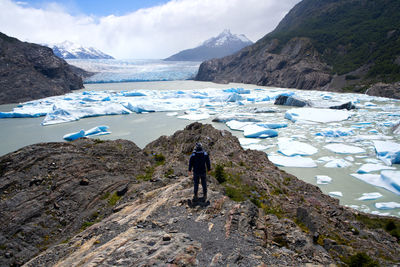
[0,0,300,59]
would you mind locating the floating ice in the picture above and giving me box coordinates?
[268,155,317,168]
[316,175,332,184]
[324,143,365,154]
[357,164,396,173]
[243,144,270,151]
[277,138,318,156]
[226,120,253,131]
[315,128,354,137]
[238,138,260,146]
[178,112,210,121]
[381,170,400,193]
[212,115,260,123]
[351,173,400,195]
[357,192,383,201]
[63,125,111,141]
[256,123,288,129]
[375,202,400,210]
[373,140,400,165]
[329,191,343,197]
[324,159,352,168]
[223,88,250,94]
[243,125,278,138]
[63,130,85,141]
[166,112,178,116]
[285,108,351,123]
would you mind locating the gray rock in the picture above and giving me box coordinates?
[329,101,356,110]
[0,32,90,104]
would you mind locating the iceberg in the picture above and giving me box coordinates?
[212,115,260,123]
[243,125,278,138]
[315,128,354,137]
[226,120,253,131]
[329,191,343,197]
[324,143,365,154]
[285,108,351,123]
[316,175,332,184]
[42,105,80,125]
[373,140,400,165]
[357,192,383,201]
[277,138,318,156]
[223,88,250,94]
[381,170,400,193]
[351,173,400,195]
[375,202,400,210]
[63,130,85,141]
[63,125,111,141]
[178,112,210,121]
[256,123,288,129]
[268,155,317,168]
[238,138,260,146]
[324,159,352,168]
[357,164,396,174]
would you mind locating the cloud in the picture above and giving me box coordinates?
[0,0,300,59]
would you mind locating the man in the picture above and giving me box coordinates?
[188,142,211,201]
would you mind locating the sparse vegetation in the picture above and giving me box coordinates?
[356,214,400,243]
[214,164,227,183]
[108,192,121,206]
[343,252,378,267]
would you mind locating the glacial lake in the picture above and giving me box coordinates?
[0,80,399,217]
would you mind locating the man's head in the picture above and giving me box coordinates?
[195,142,203,151]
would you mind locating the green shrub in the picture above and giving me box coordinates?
[214,164,227,183]
[108,192,121,206]
[345,252,378,267]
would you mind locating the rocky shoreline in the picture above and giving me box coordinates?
[1,123,399,266]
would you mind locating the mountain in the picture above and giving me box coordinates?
[196,0,400,98]
[0,32,89,104]
[47,41,114,59]
[2,123,399,266]
[165,29,253,61]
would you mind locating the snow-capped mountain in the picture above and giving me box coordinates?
[46,41,114,59]
[165,29,253,61]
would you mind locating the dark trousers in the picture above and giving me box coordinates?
[193,173,207,196]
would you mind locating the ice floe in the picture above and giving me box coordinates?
[315,175,332,184]
[329,191,343,197]
[351,173,400,195]
[357,163,396,173]
[243,125,278,138]
[324,143,365,154]
[268,155,317,168]
[373,140,400,165]
[285,108,351,123]
[277,138,318,156]
[315,128,354,137]
[226,120,253,131]
[356,192,383,201]
[375,202,400,210]
[63,125,111,141]
[324,159,352,168]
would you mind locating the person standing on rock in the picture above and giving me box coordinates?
[188,142,211,201]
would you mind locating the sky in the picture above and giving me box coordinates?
[0,0,301,59]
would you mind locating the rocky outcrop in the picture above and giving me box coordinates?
[0,32,89,104]
[196,37,332,90]
[365,82,400,99]
[1,123,400,266]
[274,95,311,107]
[329,101,356,110]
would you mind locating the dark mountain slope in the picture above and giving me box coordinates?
[196,0,400,96]
[0,32,89,104]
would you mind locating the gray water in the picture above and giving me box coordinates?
[1,80,399,217]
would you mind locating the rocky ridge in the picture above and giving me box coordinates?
[0,123,399,266]
[0,32,89,104]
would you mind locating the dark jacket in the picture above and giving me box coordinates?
[189,150,211,174]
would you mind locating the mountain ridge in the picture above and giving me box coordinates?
[46,41,114,60]
[165,29,253,62]
[195,0,400,98]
